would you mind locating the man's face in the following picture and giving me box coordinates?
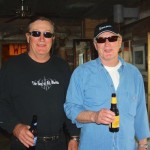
[94,32,122,66]
[26,20,55,61]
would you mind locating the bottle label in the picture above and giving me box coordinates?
[112,97,117,104]
[34,122,37,126]
[33,136,37,146]
[112,116,119,128]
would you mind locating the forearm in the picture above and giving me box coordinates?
[76,109,115,125]
[138,138,148,150]
[76,110,97,123]
[139,139,147,144]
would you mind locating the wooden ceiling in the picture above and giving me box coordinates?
[0,0,140,39]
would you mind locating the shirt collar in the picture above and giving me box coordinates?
[96,56,126,69]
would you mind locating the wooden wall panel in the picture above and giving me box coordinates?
[83,18,107,39]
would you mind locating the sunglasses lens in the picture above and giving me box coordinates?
[30,31,41,37]
[96,36,118,43]
[43,32,53,38]
[29,31,54,38]
[96,38,106,43]
[108,36,118,42]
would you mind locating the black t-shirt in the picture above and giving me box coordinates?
[0,53,79,136]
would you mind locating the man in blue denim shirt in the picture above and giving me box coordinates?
[64,22,150,150]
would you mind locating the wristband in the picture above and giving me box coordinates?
[138,144,148,149]
[70,136,80,142]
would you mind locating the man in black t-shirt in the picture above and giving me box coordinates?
[0,16,80,150]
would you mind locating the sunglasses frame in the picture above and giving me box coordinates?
[29,31,54,38]
[95,35,119,43]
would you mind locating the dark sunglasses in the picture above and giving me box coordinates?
[96,36,119,43]
[29,31,54,38]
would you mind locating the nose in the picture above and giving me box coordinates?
[105,39,110,45]
[39,34,45,41]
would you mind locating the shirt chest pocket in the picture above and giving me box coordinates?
[83,87,109,111]
[118,92,137,117]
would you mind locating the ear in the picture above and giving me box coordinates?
[26,33,30,43]
[51,36,55,44]
[118,36,122,48]
[52,36,55,41]
[93,41,98,51]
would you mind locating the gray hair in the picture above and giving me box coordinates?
[27,16,55,34]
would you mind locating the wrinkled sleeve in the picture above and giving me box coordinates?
[135,74,150,140]
[64,66,86,128]
[0,63,20,133]
[63,61,80,136]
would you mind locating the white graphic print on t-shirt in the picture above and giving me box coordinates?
[31,76,59,91]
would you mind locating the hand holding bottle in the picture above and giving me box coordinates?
[13,123,35,148]
[26,115,37,150]
[92,108,115,125]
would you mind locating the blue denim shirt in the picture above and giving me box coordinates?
[64,57,150,150]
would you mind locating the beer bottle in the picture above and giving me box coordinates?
[109,93,119,132]
[26,115,38,150]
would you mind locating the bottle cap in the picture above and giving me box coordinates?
[111,93,117,104]
[112,93,116,97]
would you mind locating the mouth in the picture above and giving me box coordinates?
[103,48,112,53]
[37,43,46,47]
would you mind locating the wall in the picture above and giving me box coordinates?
[121,0,150,120]
[0,19,82,71]
[83,18,107,39]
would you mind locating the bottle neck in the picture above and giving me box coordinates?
[111,103,117,107]
[111,97,117,104]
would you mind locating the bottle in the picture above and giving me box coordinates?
[26,115,38,150]
[109,93,119,132]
